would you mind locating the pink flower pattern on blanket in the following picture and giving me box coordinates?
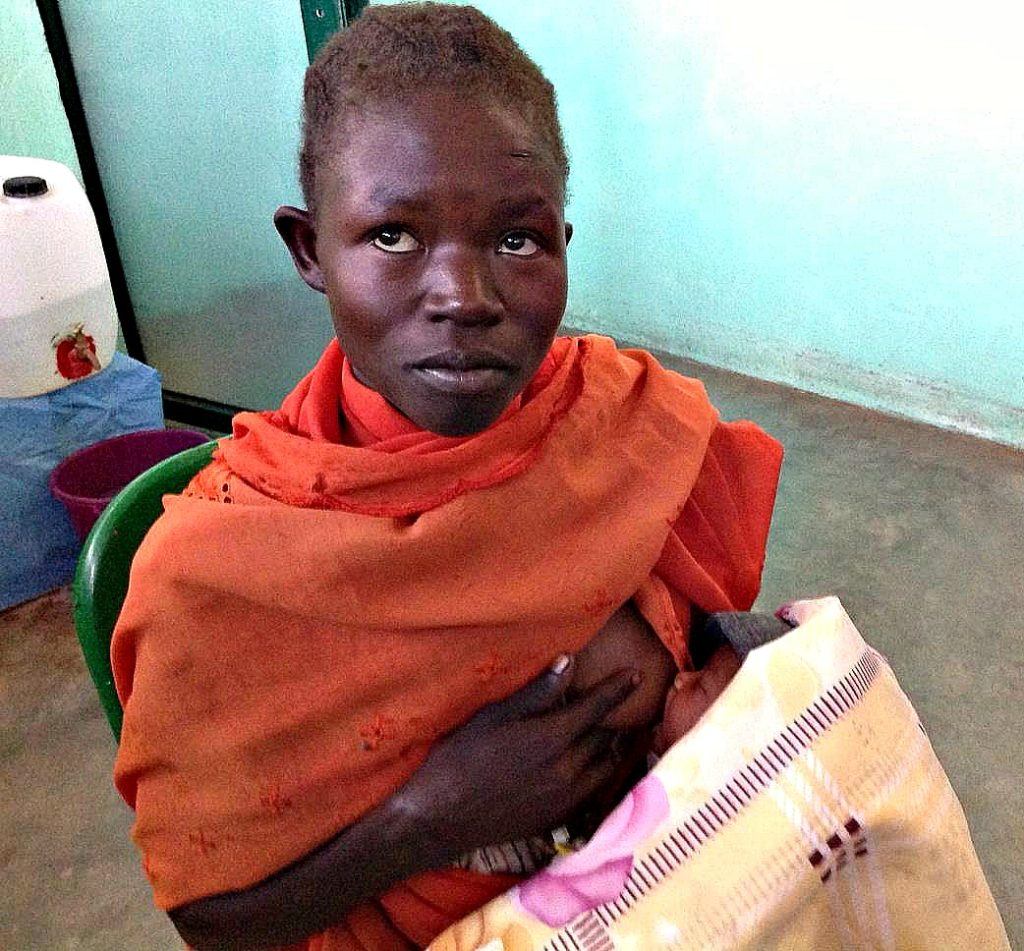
[515,774,670,927]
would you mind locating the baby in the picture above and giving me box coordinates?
[456,602,793,876]
[113,5,783,949]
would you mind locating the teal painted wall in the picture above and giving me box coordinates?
[57,0,325,407]
[8,0,1021,444]
[378,0,1024,447]
[0,0,81,178]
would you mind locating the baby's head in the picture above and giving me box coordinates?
[276,3,573,436]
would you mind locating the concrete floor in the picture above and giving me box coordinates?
[2,355,1021,949]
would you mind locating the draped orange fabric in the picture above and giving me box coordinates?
[111,334,782,949]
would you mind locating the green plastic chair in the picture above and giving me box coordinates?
[72,440,218,740]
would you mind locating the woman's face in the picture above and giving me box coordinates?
[276,90,572,436]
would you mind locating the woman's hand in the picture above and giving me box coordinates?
[392,656,643,862]
[170,657,641,949]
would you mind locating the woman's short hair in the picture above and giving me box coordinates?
[300,2,569,213]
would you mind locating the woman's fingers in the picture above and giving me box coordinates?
[550,669,641,741]
[402,664,645,854]
[474,654,576,725]
[568,727,616,765]
[564,741,622,801]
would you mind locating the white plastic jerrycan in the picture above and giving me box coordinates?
[1,156,119,397]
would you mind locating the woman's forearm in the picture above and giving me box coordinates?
[168,792,445,950]
[168,659,635,950]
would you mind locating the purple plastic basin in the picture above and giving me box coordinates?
[49,427,210,541]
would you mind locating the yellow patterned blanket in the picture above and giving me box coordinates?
[430,597,1008,951]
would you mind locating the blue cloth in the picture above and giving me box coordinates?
[0,353,163,610]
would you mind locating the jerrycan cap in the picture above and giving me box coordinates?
[4,176,49,198]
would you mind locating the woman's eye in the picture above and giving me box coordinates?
[498,232,539,256]
[371,228,420,253]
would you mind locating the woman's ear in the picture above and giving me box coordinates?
[274,206,325,293]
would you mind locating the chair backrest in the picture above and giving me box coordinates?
[72,440,218,740]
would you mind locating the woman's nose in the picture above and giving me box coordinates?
[422,249,503,326]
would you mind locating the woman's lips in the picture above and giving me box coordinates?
[411,365,514,396]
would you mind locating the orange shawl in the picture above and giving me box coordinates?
[112,334,782,948]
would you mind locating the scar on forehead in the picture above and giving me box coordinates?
[509,150,534,158]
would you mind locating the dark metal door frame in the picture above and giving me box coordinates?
[300,0,368,61]
[35,0,146,363]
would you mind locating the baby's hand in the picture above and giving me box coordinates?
[653,644,741,754]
